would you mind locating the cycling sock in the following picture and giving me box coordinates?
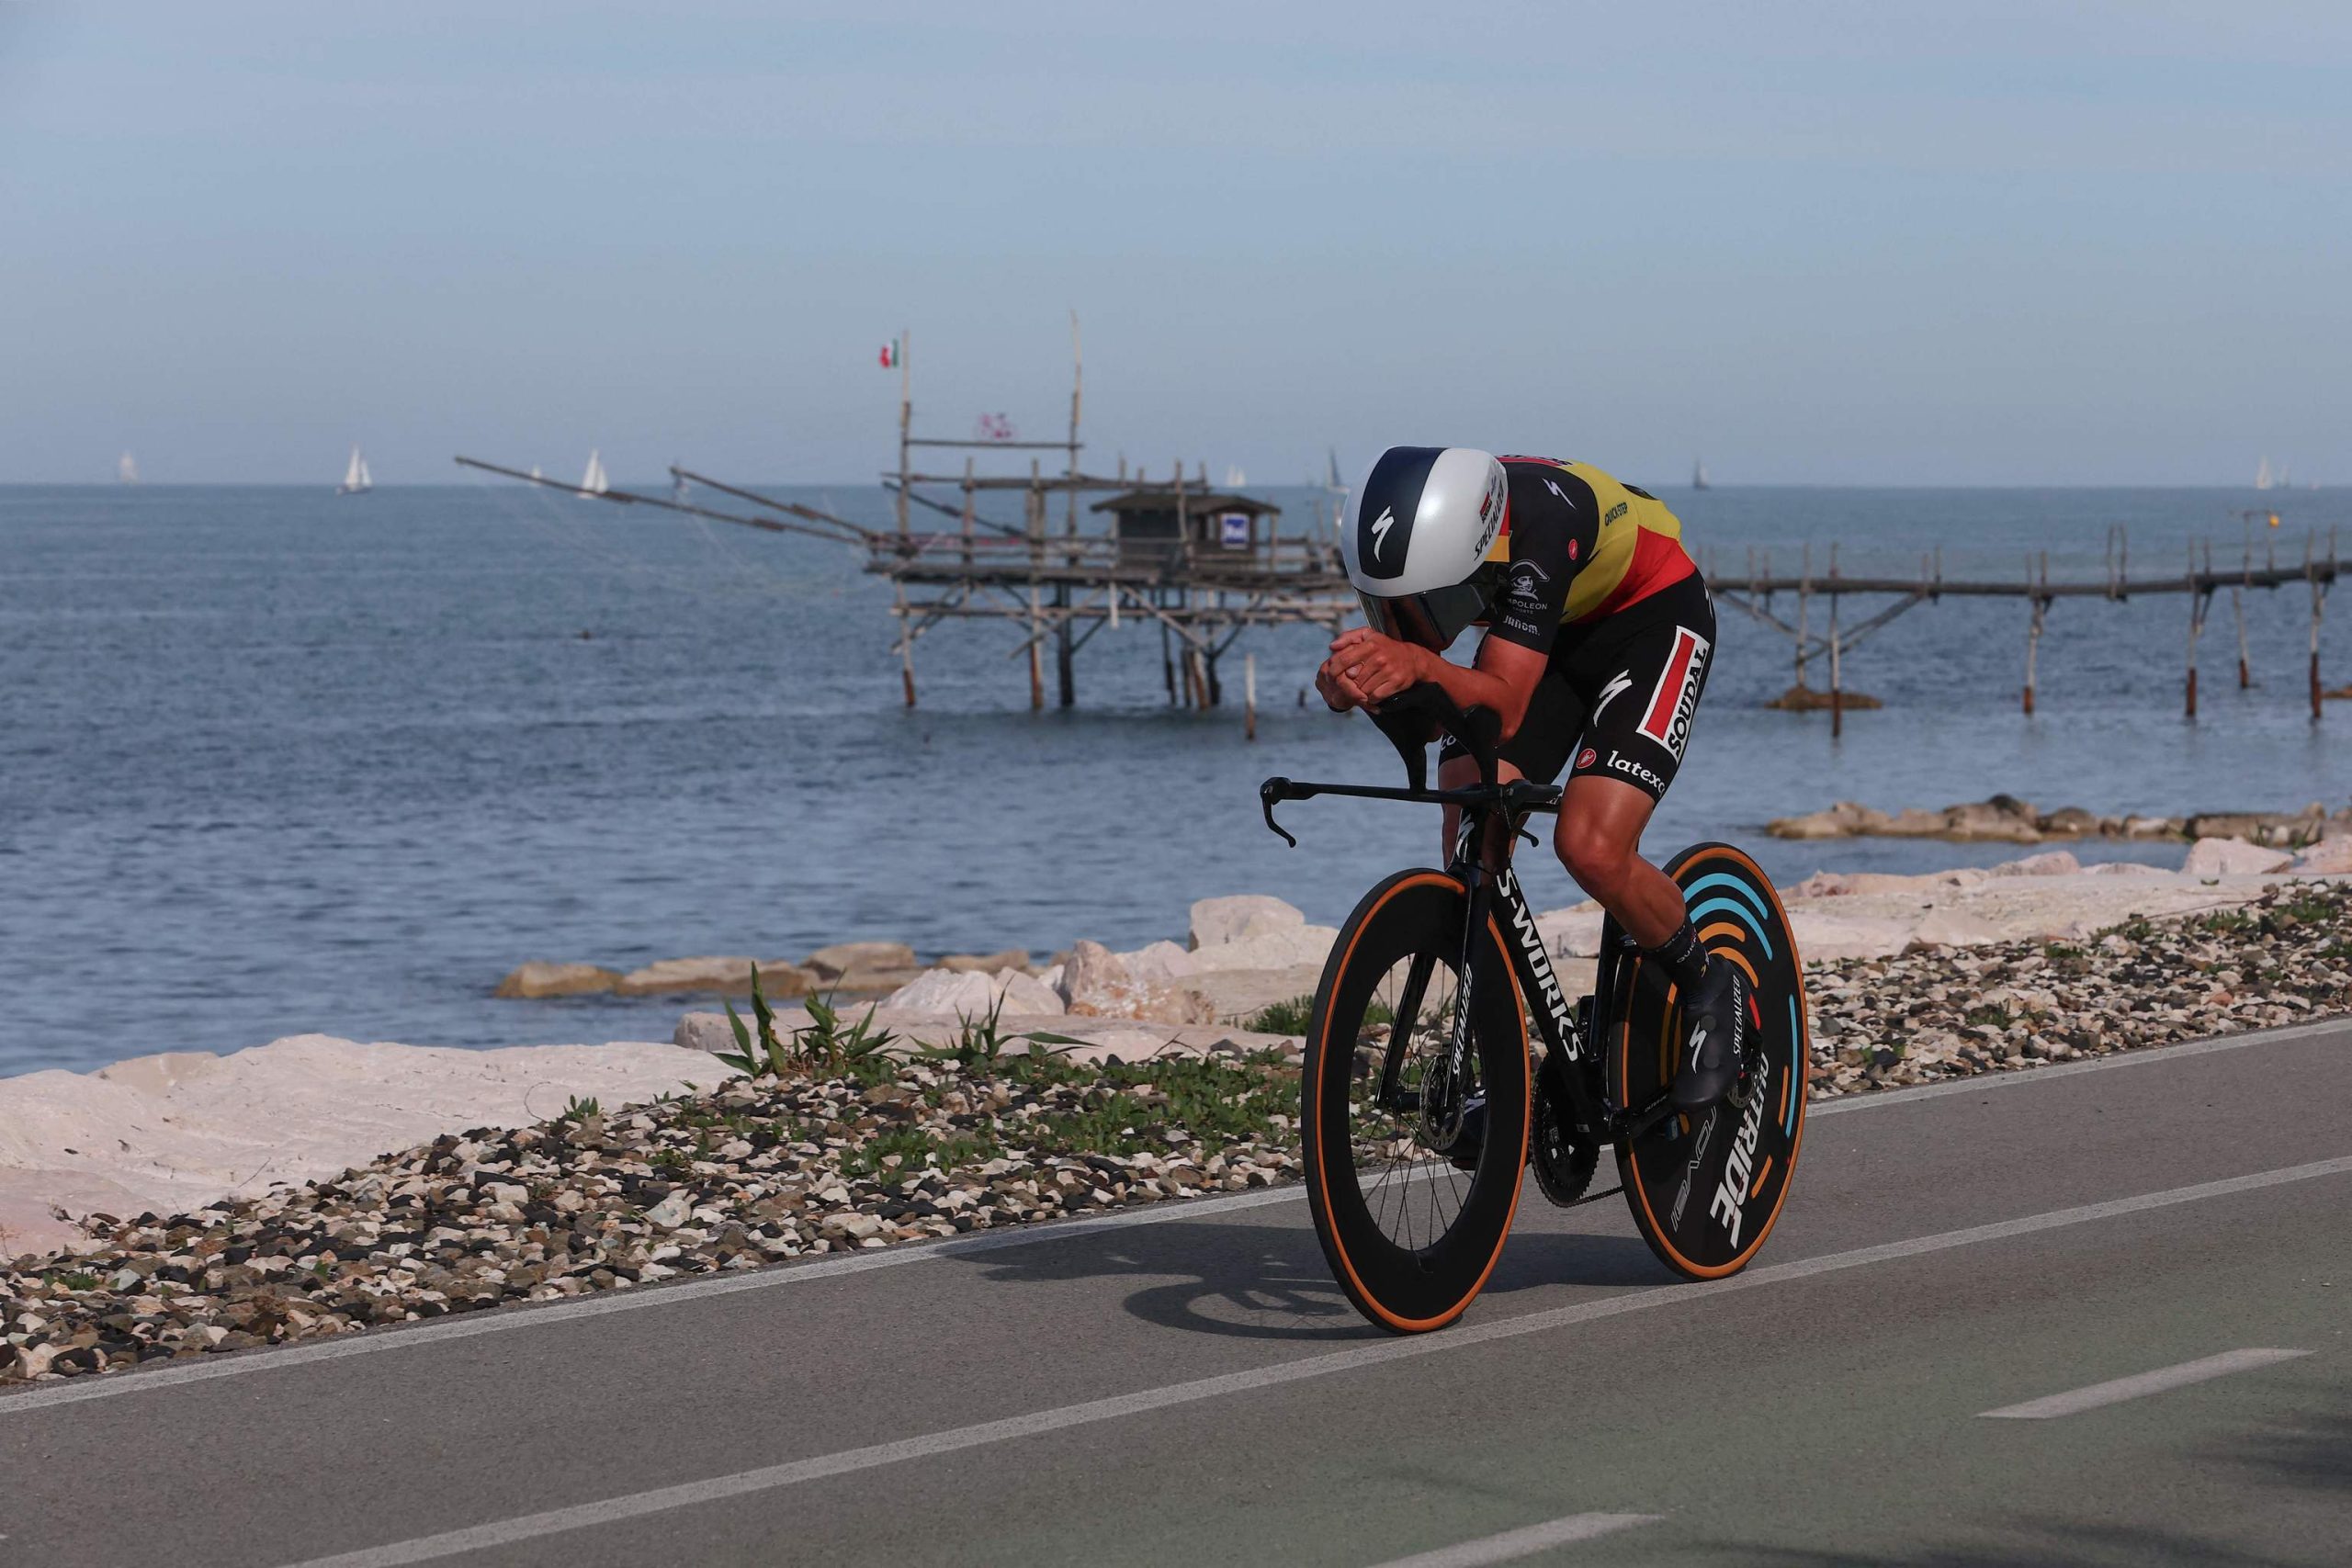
[1646,919,1711,992]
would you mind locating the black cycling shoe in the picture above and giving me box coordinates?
[1669,957,1750,1115]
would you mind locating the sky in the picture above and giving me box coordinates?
[2,2,2347,487]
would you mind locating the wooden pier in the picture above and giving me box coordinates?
[1699,522,2340,735]
[459,321,1356,727]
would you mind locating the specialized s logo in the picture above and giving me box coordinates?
[1636,627,1712,762]
[1544,478,1572,507]
[1591,669,1634,722]
[1369,506,1396,562]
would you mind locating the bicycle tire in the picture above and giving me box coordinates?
[1303,869,1532,1334]
[1605,842,1809,1280]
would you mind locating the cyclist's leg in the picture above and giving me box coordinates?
[1551,575,1742,1110]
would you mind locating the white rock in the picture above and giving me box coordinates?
[2291,836,2352,874]
[805,942,918,978]
[1903,908,2009,952]
[1188,895,1306,950]
[1786,910,1912,961]
[644,1191,693,1229]
[2086,860,2171,876]
[2181,837,2292,878]
[1990,851,2082,877]
[1119,940,1201,982]
[993,968,1065,1016]
[1183,925,1339,973]
[0,1034,738,1258]
[1057,941,1218,1024]
[882,968,1001,1017]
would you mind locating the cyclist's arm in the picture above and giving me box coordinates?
[1322,628,1545,739]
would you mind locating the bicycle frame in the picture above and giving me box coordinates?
[1260,682,1686,1151]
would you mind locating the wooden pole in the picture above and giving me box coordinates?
[1245,651,1258,740]
[2185,541,2201,719]
[1067,310,1082,535]
[1795,541,1813,692]
[895,329,910,536]
[894,594,917,708]
[2310,535,2325,721]
[1827,543,1843,738]
[2024,596,2044,715]
[1056,585,1075,709]
[960,455,975,570]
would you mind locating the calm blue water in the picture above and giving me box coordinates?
[4,481,2345,1074]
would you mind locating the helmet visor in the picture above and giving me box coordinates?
[1358,562,1510,651]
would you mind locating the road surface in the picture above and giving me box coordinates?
[4,1019,2346,1567]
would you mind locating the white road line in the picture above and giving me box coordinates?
[1979,1348,2312,1420]
[274,1154,2352,1568]
[1806,1018,2345,1119]
[1366,1512,1663,1567]
[2,1015,2341,1418]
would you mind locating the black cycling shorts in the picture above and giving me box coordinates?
[1439,571,1715,803]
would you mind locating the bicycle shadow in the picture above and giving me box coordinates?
[966,1210,1675,1344]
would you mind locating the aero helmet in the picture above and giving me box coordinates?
[1342,446,1511,649]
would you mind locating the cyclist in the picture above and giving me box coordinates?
[1316,446,1745,1114]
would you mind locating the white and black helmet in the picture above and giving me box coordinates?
[1342,446,1512,650]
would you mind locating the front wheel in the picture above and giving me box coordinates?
[1303,869,1532,1334]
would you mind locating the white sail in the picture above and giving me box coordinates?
[338,446,372,494]
[357,457,372,489]
[1692,457,1710,490]
[581,449,608,496]
[2255,456,2274,491]
[529,464,543,480]
[1223,465,1247,488]
[118,451,140,485]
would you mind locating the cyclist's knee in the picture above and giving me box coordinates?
[1555,818,1636,897]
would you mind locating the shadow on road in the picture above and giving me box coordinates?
[968,1214,1671,1342]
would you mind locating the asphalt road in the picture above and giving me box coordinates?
[4,1021,2347,1568]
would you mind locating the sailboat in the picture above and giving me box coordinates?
[1692,457,1711,491]
[528,464,543,481]
[2255,456,2274,491]
[580,449,609,497]
[1223,465,1247,488]
[336,446,373,495]
[117,451,140,485]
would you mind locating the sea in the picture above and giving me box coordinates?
[4,480,2345,1077]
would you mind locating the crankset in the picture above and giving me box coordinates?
[1531,1051,1602,1205]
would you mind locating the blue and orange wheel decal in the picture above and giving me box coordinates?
[1606,843,1808,1280]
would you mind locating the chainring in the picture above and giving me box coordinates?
[1531,1052,1600,1206]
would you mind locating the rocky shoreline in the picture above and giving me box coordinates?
[1769,795,2352,846]
[6,857,2352,1391]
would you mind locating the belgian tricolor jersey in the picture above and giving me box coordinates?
[1482,457,1695,654]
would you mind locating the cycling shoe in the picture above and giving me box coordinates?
[1670,957,1750,1115]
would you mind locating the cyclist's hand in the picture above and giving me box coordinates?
[1314,662,1360,713]
[1329,626,1429,705]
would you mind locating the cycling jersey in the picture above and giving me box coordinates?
[1482,457,1696,650]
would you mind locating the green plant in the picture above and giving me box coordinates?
[558,1094,601,1123]
[716,964,797,1077]
[1963,1004,2011,1028]
[926,993,1017,1070]
[1246,995,1315,1035]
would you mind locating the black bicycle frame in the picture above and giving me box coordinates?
[1260,682,1683,1147]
